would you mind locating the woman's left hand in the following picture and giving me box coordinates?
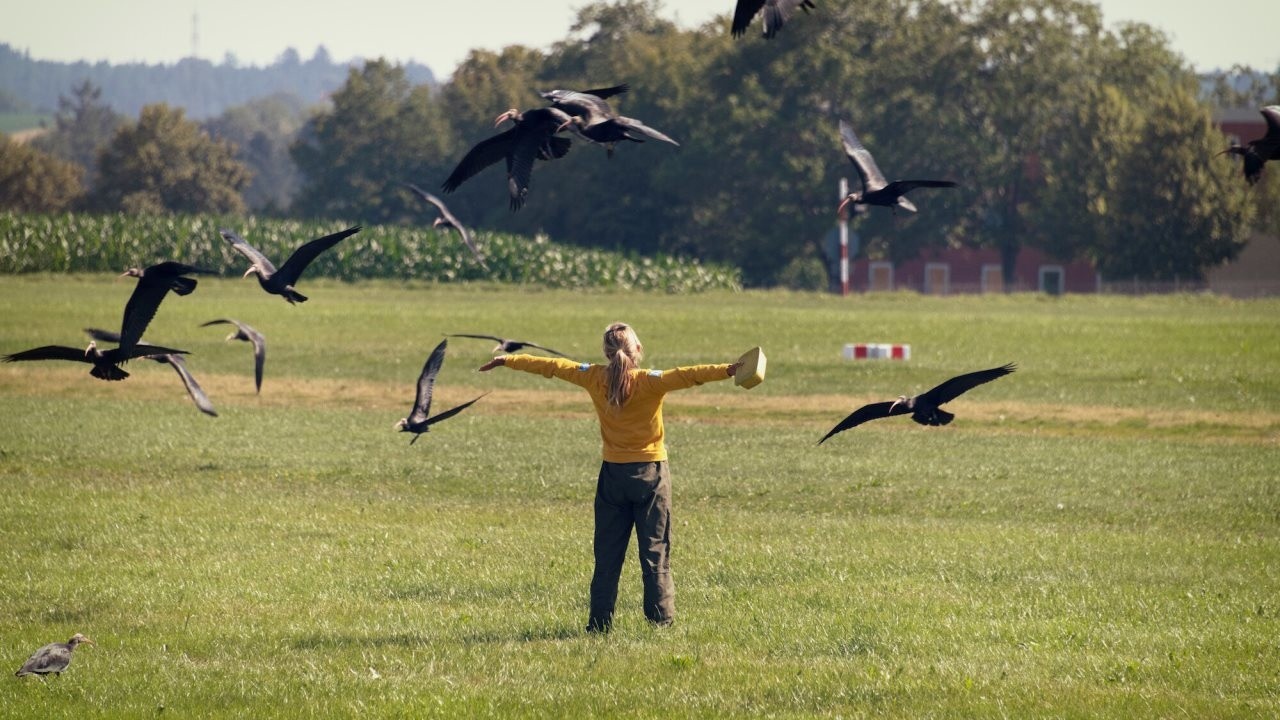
[727,362,743,377]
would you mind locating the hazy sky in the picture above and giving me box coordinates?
[3,1,1276,76]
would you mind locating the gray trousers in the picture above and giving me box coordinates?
[588,461,674,629]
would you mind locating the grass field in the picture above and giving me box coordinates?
[0,275,1277,718]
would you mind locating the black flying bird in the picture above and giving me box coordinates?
[441,107,574,211]
[1219,106,1280,185]
[836,119,956,216]
[84,327,217,415]
[222,226,361,304]
[446,333,569,358]
[200,318,267,394]
[394,339,489,444]
[542,85,679,158]
[819,364,1016,444]
[403,183,487,268]
[732,0,816,39]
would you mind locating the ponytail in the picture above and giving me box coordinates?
[603,322,643,408]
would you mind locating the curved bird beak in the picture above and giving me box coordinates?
[493,109,517,128]
[888,395,907,413]
[556,119,574,133]
[81,637,95,646]
[836,196,855,217]
[242,267,256,278]
[393,419,406,430]
[84,341,97,359]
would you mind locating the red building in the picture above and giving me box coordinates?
[849,246,1099,295]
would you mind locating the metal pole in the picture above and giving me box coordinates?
[838,177,849,296]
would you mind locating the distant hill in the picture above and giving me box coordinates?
[0,44,436,120]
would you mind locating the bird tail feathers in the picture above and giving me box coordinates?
[171,277,199,296]
[91,364,129,381]
[913,409,954,426]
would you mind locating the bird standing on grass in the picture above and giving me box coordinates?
[819,363,1016,444]
[15,634,93,678]
[200,318,266,393]
[1219,106,1280,185]
[394,339,489,444]
[836,119,956,216]
[221,226,361,304]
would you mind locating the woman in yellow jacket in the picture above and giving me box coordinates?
[479,322,739,633]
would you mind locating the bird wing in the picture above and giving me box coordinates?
[204,319,266,392]
[839,120,888,192]
[18,643,69,675]
[409,339,449,425]
[579,84,629,100]
[818,401,903,444]
[405,184,486,266]
[118,273,177,351]
[425,392,490,428]
[519,341,569,358]
[616,116,680,146]
[2,345,92,364]
[545,91,615,124]
[507,126,550,211]
[732,0,767,37]
[919,363,1017,407]
[221,229,278,278]
[404,182,451,218]
[84,327,122,343]
[884,180,957,194]
[117,343,189,360]
[275,226,360,287]
[762,0,808,38]
[1256,106,1280,158]
[446,333,504,344]
[164,354,217,416]
[442,128,519,193]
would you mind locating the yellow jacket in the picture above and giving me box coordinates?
[503,354,732,463]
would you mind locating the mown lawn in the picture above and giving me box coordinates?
[0,276,1277,718]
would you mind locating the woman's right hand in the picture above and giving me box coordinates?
[478,357,506,372]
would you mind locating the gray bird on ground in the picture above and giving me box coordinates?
[15,634,93,678]
[200,318,266,393]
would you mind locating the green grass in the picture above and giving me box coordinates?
[0,276,1277,718]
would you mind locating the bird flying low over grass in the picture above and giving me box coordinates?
[732,0,816,39]
[395,339,489,445]
[403,183,488,269]
[2,260,204,381]
[221,226,361,304]
[442,107,575,211]
[15,634,93,678]
[836,119,956,216]
[84,327,216,415]
[446,333,569,358]
[819,363,1016,444]
[200,318,266,394]
[1219,106,1280,185]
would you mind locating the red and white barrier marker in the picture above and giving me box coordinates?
[843,343,911,360]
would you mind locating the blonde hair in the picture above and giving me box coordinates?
[603,322,643,408]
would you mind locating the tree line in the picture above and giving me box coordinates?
[3,0,1278,286]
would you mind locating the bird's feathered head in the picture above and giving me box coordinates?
[493,108,521,128]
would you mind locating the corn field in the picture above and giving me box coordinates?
[0,212,742,292]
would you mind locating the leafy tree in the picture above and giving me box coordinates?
[30,80,125,188]
[0,134,84,212]
[291,59,456,222]
[204,93,309,212]
[90,103,251,214]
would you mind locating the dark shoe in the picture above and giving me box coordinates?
[585,617,612,634]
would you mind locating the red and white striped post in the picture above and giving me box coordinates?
[838,177,849,296]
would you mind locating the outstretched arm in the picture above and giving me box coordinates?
[652,361,741,393]
[478,357,506,372]
[480,354,595,389]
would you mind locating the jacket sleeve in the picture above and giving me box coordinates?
[649,363,733,393]
[502,354,595,389]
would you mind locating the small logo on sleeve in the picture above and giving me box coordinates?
[579,363,591,371]
[648,369,663,377]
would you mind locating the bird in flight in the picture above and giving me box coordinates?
[221,226,361,304]
[200,318,267,394]
[542,84,679,158]
[395,339,489,444]
[84,327,216,415]
[404,183,487,269]
[442,107,575,211]
[732,0,817,39]
[1219,106,1280,185]
[819,363,1016,444]
[446,333,569,358]
[836,119,956,216]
